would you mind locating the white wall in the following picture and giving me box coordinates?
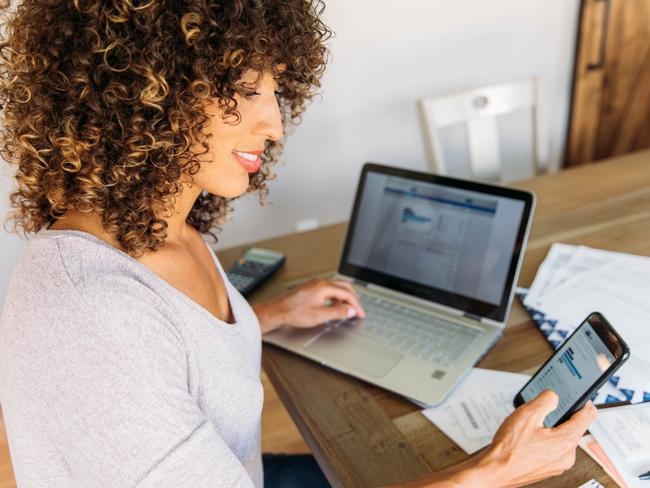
[216,0,580,248]
[0,0,580,307]
[1,165,25,308]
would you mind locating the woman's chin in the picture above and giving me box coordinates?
[209,178,250,199]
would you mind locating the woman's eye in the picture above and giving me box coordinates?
[241,90,280,100]
[241,90,261,99]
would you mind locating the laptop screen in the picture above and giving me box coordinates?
[339,164,534,322]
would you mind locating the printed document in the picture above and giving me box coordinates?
[421,368,529,454]
[590,403,650,488]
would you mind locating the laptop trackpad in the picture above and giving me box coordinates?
[304,328,403,378]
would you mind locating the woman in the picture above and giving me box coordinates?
[0,1,595,487]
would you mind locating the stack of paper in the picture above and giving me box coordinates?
[520,244,650,405]
[421,368,530,454]
[579,434,627,487]
[588,403,650,488]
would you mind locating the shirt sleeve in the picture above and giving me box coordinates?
[10,288,256,488]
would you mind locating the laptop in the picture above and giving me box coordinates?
[263,163,535,405]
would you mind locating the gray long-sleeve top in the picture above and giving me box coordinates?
[0,229,264,487]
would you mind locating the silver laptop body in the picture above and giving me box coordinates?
[264,163,535,405]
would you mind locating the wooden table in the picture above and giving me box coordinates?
[217,150,650,488]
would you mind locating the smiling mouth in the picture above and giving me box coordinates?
[232,150,262,173]
[234,151,258,161]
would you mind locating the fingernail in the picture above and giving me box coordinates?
[346,306,357,318]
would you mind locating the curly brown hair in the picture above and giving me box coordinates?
[0,0,331,256]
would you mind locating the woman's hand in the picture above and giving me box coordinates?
[389,390,597,488]
[477,390,597,487]
[253,278,366,335]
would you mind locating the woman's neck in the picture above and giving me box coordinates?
[47,181,204,252]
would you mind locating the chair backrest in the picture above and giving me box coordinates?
[418,80,546,182]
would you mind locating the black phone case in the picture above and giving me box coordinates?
[513,311,630,427]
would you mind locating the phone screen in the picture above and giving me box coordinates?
[518,317,618,427]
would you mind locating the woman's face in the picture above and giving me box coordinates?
[194,70,284,198]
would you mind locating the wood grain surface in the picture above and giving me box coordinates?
[566,0,650,166]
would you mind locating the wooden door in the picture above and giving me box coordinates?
[566,0,650,167]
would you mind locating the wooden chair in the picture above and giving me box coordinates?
[418,80,547,182]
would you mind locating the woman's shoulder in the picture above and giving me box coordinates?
[34,228,153,288]
[2,229,184,346]
[11,229,160,299]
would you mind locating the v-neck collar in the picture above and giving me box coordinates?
[38,228,242,333]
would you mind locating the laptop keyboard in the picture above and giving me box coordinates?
[337,291,484,367]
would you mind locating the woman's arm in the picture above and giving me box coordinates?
[386,391,597,488]
[383,448,502,488]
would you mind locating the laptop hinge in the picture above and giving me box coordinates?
[463,312,482,322]
[353,279,368,287]
[465,313,503,329]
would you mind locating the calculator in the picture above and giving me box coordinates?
[226,247,286,296]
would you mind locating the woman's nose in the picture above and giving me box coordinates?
[256,94,284,142]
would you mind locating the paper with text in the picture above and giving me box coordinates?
[421,368,529,454]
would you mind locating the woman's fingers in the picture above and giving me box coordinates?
[306,302,358,325]
[525,389,560,425]
[486,391,597,487]
[313,281,365,318]
[330,279,357,294]
[487,390,586,487]
[271,278,368,329]
[554,400,597,441]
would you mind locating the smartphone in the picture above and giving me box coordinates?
[513,312,630,427]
